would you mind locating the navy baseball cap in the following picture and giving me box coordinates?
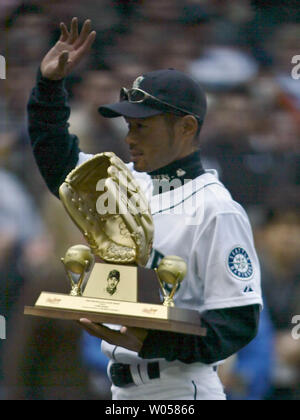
[98,69,207,122]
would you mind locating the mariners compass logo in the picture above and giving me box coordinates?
[227,247,254,280]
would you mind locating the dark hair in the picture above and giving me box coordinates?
[108,270,120,280]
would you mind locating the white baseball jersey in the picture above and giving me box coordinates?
[77,152,263,400]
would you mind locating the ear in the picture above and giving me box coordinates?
[180,115,198,139]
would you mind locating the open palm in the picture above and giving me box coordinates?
[41,17,96,80]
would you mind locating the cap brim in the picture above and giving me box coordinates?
[98,101,163,119]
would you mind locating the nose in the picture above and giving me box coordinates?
[125,130,138,147]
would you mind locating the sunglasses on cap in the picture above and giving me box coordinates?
[120,87,202,121]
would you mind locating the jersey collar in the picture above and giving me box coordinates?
[148,150,205,195]
[150,169,223,216]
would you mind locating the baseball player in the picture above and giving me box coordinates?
[106,270,121,296]
[27,18,263,400]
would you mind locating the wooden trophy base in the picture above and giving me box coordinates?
[24,292,206,336]
[24,263,206,336]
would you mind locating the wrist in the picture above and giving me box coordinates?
[36,67,67,100]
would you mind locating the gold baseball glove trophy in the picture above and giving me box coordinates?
[25,153,206,336]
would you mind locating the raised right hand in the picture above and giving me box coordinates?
[41,17,96,80]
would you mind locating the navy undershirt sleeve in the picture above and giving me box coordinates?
[27,69,81,197]
[139,304,260,364]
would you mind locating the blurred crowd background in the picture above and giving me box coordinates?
[0,0,299,400]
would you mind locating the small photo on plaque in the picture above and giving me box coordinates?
[83,263,138,302]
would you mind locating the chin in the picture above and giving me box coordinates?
[132,160,148,173]
[132,156,158,173]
